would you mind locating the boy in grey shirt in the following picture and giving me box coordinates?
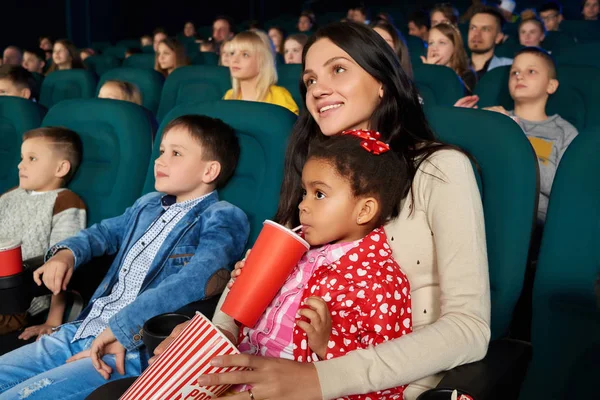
[484,47,578,222]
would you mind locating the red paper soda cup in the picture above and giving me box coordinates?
[0,240,23,278]
[221,220,310,327]
[121,312,244,400]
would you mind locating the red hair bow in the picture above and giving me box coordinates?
[341,129,390,155]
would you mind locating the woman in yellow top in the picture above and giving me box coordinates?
[223,31,299,115]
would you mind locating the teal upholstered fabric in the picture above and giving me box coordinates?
[0,97,46,193]
[42,99,153,225]
[425,106,539,339]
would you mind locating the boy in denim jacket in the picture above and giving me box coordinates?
[0,115,249,399]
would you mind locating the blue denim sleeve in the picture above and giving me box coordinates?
[45,196,143,270]
[109,202,250,350]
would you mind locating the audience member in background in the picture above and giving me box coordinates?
[349,5,370,24]
[183,21,197,38]
[0,127,85,340]
[423,23,477,94]
[484,47,578,222]
[468,7,513,80]
[140,35,152,48]
[372,20,414,78]
[283,33,308,65]
[539,1,564,31]
[430,3,460,26]
[0,65,36,100]
[3,46,23,66]
[22,48,46,74]
[219,39,232,66]
[154,37,188,77]
[98,80,143,105]
[519,17,546,47]
[46,40,84,75]
[39,37,53,60]
[268,26,286,54]
[152,28,168,52]
[0,115,249,399]
[224,31,298,114]
[408,10,430,42]
[79,48,95,61]
[298,10,315,33]
[125,48,141,58]
[39,37,53,52]
[498,0,519,23]
[213,16,235,46]
[582,0,600,20]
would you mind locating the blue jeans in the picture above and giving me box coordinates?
[0,322,143,400]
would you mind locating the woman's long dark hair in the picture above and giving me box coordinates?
[274,22,464,227]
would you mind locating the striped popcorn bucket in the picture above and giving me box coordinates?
[120,312,245,400]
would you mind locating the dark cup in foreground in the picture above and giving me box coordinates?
[142,313,191,357]
[417,388,475,400]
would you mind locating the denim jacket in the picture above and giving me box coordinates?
[49,191,249,350]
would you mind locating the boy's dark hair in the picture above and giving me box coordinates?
[307,134,406,226]
[153,27,167,36]
[514,46,557,79]
[22,127,83,186]
[409,10,431,29]
[431,3,460,25]
[540,1,563,14]
[0,65,36,98]
[163,115,240,188]
[473,5,506,31]
[24,47,46,62]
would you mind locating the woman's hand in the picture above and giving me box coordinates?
[227,249,251,289]
[196,354,323,400]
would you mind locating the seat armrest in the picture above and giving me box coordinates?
[424,339,531,400]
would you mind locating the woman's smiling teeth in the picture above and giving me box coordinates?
[319,103,343,113]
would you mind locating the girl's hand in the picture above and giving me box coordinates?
[420,54,441,65]
[296,297,332,360]
[227,249,251,289]
[454,95,480,108]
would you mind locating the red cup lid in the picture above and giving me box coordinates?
[263,220,310,250]
[0,239,21,252]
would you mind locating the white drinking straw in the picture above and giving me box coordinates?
[292,225,303,233]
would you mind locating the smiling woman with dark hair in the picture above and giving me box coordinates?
[162,21,489,400]
[104,21,490,400]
